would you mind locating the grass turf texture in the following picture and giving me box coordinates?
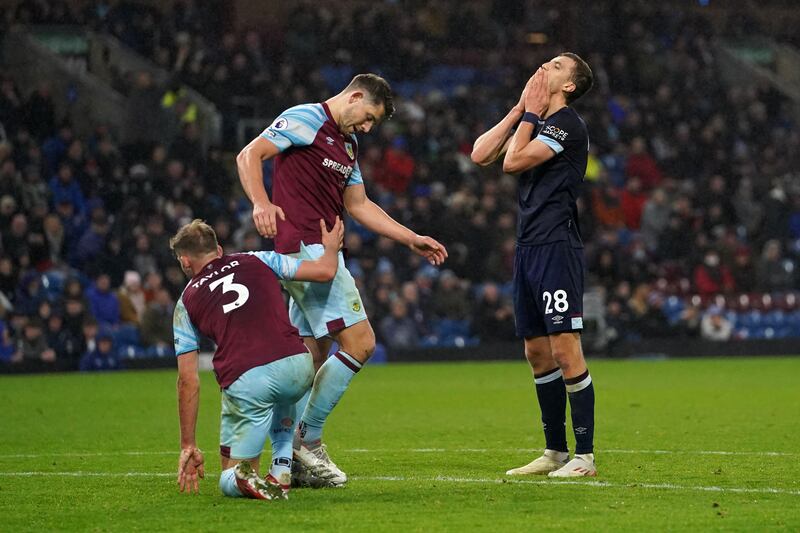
[1,357,799,532]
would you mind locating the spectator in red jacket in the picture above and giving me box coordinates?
[376,138,415,194]
[693,249,735,296]
[621,176,648,230]
[625,137,662,190]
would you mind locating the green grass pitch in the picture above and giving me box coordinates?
[1,357,799,531]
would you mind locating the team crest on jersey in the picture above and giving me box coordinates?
[344,142,354,160]
[352,301,361,313]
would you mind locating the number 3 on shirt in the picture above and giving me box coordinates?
[543,289,569,314]
[209,273,250,313]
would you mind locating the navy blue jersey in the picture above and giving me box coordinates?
[517,106,589,247]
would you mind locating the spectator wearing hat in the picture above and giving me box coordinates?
[79,326,121,371]
[118,270,146,325]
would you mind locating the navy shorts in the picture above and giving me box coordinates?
[513,240,584,338]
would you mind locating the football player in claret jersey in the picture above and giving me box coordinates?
[172,217,344,500]
[236,74,448,485]
[472,53,597,477]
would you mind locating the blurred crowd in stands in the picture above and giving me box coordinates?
[1,0,799,369]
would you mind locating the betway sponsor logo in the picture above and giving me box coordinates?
[322,158,353,178]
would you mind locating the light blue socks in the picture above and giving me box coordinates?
[300,351,362,444]
[219,466,243,497]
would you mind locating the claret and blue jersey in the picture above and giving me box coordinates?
[172,251,308,388]
[261,102,364,254]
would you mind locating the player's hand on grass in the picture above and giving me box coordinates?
[409,235,448,266]
[321,217,344,250]
[524,67,549,118]
[177,446,205,494]
[253,201,285,238]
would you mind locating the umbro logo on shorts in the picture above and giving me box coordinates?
[552,315,564,324]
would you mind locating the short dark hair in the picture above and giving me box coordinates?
[170,219,218,257]
[561,52,593,105]
[346,73,395,119]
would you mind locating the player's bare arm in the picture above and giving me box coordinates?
[176,350,204,493]
[471,85,528,166]
[294,217,345,282]
[503,68,557,174]
[343,184,448,266]
[236,136,285,238]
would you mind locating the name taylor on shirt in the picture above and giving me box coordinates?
[191,260,240,289]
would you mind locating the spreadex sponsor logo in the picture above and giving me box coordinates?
[192,261,239,289]
[322,158,353,178]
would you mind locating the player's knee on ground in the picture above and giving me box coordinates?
[219,466,241,497]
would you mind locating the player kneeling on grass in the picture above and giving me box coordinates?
[173,217,344,500]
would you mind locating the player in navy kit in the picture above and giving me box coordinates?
[236,74,447,485]
[173,217,344,499]
[472,53,597,477]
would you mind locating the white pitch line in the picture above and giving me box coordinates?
[0,471,173,477]
[346,448,798,457]
[0,451,175,459]
[603,449,796,457]
[0,448,795,459]
[0,471,797,496]
[354,476,800,496]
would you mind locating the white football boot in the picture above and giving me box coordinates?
[293,442,347,487]
[548,453,597,477]
[505,449,569,475]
